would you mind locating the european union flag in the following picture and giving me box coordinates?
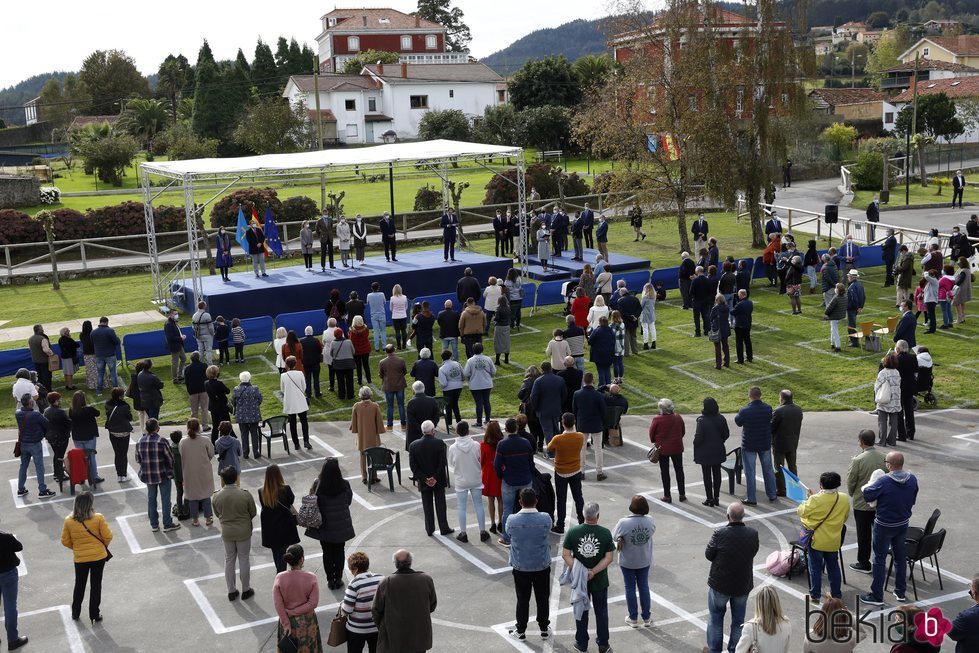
[235,207,249,253]
[781,467,808,504]
[264,207,283,257]
[646,134,658,153]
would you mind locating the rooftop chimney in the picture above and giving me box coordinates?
[401,62,408,78]
[414,15,420,27]
[362,14,368,26]
[377,62,384,75]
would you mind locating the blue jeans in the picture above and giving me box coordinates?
[372,315,388,349]
[808,548,842,599]
[871,523,908,600]
[17,441,48,493]
[95,355,118,393]
[0,567,19,641]
[441,337,459,360]
[621,566,651,621]
[74,438,98,481]
[573,355,584,371]
[940,300,953,326]
[596,365,611,388]
[385,390,405,426]
[500,481,531,544]
[575,586,609,650]
[456,487,486,532]
[707,587,748,653]
[741,448,777,503]
[806,265,818,289]
[613,355,624,379]
[147,479,174,529]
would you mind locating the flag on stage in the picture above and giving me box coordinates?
[781,467,808,504]
[264,207,283,257]
[235,207,249,253]
[646,134,658,153]
[251,207,269,256]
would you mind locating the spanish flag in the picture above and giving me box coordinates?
[661,134,680,161]
[251,207,270,257]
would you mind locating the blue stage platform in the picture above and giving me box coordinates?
[524,247,650,280]
[176,250,514,321]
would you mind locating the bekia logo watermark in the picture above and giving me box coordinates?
[803,597,952,647]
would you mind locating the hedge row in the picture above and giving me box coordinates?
[0,203,193,246]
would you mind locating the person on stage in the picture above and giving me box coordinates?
[571,210,585,261]
[336,216,352,268]
[551,206,568,258]
[441,207,460,262]
[581,202,595,249]
[315,210,334,271]
[299,221,314,271]
[215,225,233,281]
[245,220,268,278]
[379,212,398,262]
[596,214,610,264]
[537,222,551,272]
[493,209,508,258]
[506,209,517,257]
[352,214,368,264]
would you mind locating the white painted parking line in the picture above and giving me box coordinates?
[0,604,85,653]
[669,356,798,391]
[0,440,52,464]
[9,463,145,508]
[952,431,979,444]
[115,512,238,554]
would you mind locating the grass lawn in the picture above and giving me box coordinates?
[3,219,975,428]
[853,183,963,208]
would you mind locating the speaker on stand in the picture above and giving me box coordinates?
[825,205,838,247]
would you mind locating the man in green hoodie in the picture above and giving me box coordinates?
[846,429,886,575]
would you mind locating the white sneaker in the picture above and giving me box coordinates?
[624,616,640,628]
[643,618,654,628]
[119,476,131,482]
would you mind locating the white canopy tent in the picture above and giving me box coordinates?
[139,139,527,306]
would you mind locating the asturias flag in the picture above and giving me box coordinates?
[235,207,249,253]
[781,467,809,504]
[264,207,283,257]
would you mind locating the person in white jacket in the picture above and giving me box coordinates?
[447,421,488,543]
[873,353,903,447]
[322,318,338,393]
[279,356,310,449]
[735,586,791,653]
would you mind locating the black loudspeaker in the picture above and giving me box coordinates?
[824,205,838,224]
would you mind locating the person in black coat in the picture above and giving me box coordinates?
[709,295,731,370]
[693,397,729,507]
[43,392,72,482]
[408,421,453,537]
[557,357,583,415]
[258,465,300,573]
[184,353,209,431]
[244,223,267,277]
[410,351,439,397]
[679,253,696,310]
[379,212,398,262]
[895,339,919,443]
[456,268,481,305]
[882,229,898,287]
[405,381,440,450]
[492,209,508,258]
[0,529,27,649]
[730,290,753,364]
[304,458,354,590]
[442,207,461,261]
[690,267,712,337]
[617,290,642,356]
[204,366,233,443]
[299,328,323,399]
[866,195,880,240]
[136,359,164,420]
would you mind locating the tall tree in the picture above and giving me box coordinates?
[192,40,223,140]
[413,0,472,52]
[252,39,281,97]
[287,38,305,74]
[896,93,965,185]
[508,55,582,111]
[235,49,252,78]
[275,37,291,71]
[38,74,92,130]
[118,97,170,149]
[473,104,521,146]
[865,26,912,89]
[573,54,615,93]
[157,54,189,123]
[233,97,310,154]
[79,49,150,114]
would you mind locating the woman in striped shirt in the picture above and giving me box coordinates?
[341,551,382,653]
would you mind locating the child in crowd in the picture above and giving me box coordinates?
[913,277,927,326]
[215,421,242,486]
[214,316,231,364]
[170,430,189,519]
[231,318,246,363]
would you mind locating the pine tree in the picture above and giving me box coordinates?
[192,40,222,140]
[252,39,280,97]
[287,38,304,75]
[275,37,290,70]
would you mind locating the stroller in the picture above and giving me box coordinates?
[562,280,579,315]
[914,346,937,407]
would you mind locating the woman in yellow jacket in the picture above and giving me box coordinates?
[797,471,850,602]
[60,491,113,623]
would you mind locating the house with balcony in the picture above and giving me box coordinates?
[882,76,979,143]
[283,62,505,144]
[899,35,979,69]
[315,7,468,73]
[879,59,979,94]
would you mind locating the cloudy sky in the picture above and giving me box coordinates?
[1,0,612,88]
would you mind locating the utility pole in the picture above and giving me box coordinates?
[313,56,324,152]
[907,53,919,204]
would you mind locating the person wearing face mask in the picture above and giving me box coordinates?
[352,214,368,264]
[215,225,234,281]
[336,216,352,268]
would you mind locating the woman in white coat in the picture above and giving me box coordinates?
[586,295,610,332]
[336,217,352,268]
[322,317,338,393]
[873,353,903,447]
[273,326,288,373]
[280,356,311,450]
[735,586,791,653]
[446,421,487,543]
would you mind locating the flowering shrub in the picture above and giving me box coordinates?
[39,186,61,204]
[0,202,189,245]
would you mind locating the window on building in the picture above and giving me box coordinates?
[426,34,438,49]
[449,89,454,98]
[348,36,360,52]
[497,89,506,103]
[781,93,789,105]
[885,112,894,123]
[368,97,377,112]
[687,94,697,111]
[345,99,356,111]
[410,95,429,109]
[328,17,337,26]
[401,35,412,50]
[735,88,744,114]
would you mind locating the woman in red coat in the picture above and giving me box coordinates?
[480,421,504,534]
[348,316,372,387]
[570,286,591,330]
[649,397,686,503]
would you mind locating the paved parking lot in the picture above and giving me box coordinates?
[1,408,977,652]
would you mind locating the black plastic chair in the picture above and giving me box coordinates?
[905,508,940,546]
[721,448,743,494]
[364,446,401,493]
[886,528,946,601]
[261,415,290,457]
[434,396,450,433]
[788,524,847,588]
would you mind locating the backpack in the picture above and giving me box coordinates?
[297,481,322,529]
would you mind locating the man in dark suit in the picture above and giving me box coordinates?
[299,327,323,398]
[379,212,398,262]
[782,159,792,188]
[895,339,919,442]
[764,211,783,238]
[692,213,709,252]
[771,389,803,497]
[245,222,267,277]
[952,170,966,208]
[730,289,753,364]
[408,420,453,536]
[551,207,568,258]
[866,195,880,241]
[456,268,481,305]
[557,356,583,415]
[893,300,916,350]
[570,211,585,261]
[882,229,898,287]
[405,381,440,451]
[529,362,567,452]
[580,202,595,249]
[441,207,460,262]
[314,211,334,270]
[492,209,507,258]
[616,288,642,356]
[679,252,696,310]
[573,374,608,480]
[690,266,713,337]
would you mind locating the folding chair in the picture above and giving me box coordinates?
[847,321,880,350]
[260,415,290,457]
[363,446,402,493]
[886,528,946,601]
[873,316,899,338]
[721,447,743,494]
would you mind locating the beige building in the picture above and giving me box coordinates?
[899,35,979,69]
[808,88,885,121]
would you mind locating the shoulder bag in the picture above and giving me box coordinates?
[647,446,661,464]
[874,378,892,405]
[80,519,113,561]
[798,492,840,552]
[327,606,349,646]
[13,422,22,458]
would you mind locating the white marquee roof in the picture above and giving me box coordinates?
[140,139,522,180]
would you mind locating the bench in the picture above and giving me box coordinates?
[537,150,563,163]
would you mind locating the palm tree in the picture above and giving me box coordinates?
[118,98,169,150]
[573,54,615,92]
[158,56,188,123]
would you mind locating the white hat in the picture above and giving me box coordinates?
[847,269,860,277]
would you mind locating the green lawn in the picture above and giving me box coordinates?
[853,183,963,208]
[3,217,974,428]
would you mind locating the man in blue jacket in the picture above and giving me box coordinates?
[893,301,916,349]
[730,290,753,364]
[596,215,610,263]
[733,387,775,505]
[580,203,595,249]
[91,316,120,395]
[860,452,918,606]
[530,362,567,454]
[14,395,56,499]
[573,373,608,481]
[840,235,861,272]
[845,270,866,347]
[494,418,536,547]
[949,575,979,653]
[506,488,553,641]
[164,309,187,384]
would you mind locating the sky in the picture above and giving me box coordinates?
[0,0,611,88]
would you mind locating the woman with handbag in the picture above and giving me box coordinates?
[60,491,112,623]
[874,354,903,447]
[281,357,311,450]
[341,551,382,653]
[304,459,354,590]
[259,464,300,573]
[648,398,686,503]
[735,586,792,652]
[273,544,323,652]
[797,472,850,601]
[104,387,133,483]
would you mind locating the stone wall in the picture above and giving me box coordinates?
[0,175,40,209]
[0,122,51,148]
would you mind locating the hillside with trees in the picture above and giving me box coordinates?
[482,19,611,76]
